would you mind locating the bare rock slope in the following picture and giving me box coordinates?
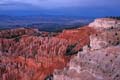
[53,18,120,80]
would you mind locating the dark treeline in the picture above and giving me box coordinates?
[105,16,120,20]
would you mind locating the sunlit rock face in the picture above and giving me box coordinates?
[90,30,120,50]
[89,18,120,50]
[89,18,120,30]
[53,18,120,80]
[54,46,120,80]
[57,27,96,54]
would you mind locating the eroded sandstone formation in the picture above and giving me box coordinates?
[89,18,120,30]
[54,46,120,80]
[0,31,69,80]
[57,27,96,55]
[0,28,39,38]
[53,18,120,80]
[0,25,96,80]
[90,29,120,50]
[1,18,118,80]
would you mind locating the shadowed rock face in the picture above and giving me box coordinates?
[44,74,53,80]
[0,26,96,80]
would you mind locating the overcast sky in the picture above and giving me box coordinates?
[0,0,119,17]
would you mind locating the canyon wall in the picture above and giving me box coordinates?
[0,25,95,80]
[53,18,120,80]
[1,18,119,80]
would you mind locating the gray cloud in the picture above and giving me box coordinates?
[0,0,119,9]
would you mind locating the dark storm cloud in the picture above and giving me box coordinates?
[0,0,119,16]
[0,0,119,9]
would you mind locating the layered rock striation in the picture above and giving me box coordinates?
[89,18,120,30]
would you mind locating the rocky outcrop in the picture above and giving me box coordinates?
[1,18,119,80]
[90,29,120,50]
[89,18,120,30]
[53,46,120,80]
[53,18,120,80]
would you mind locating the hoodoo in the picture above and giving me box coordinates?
[0,18,120,80]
